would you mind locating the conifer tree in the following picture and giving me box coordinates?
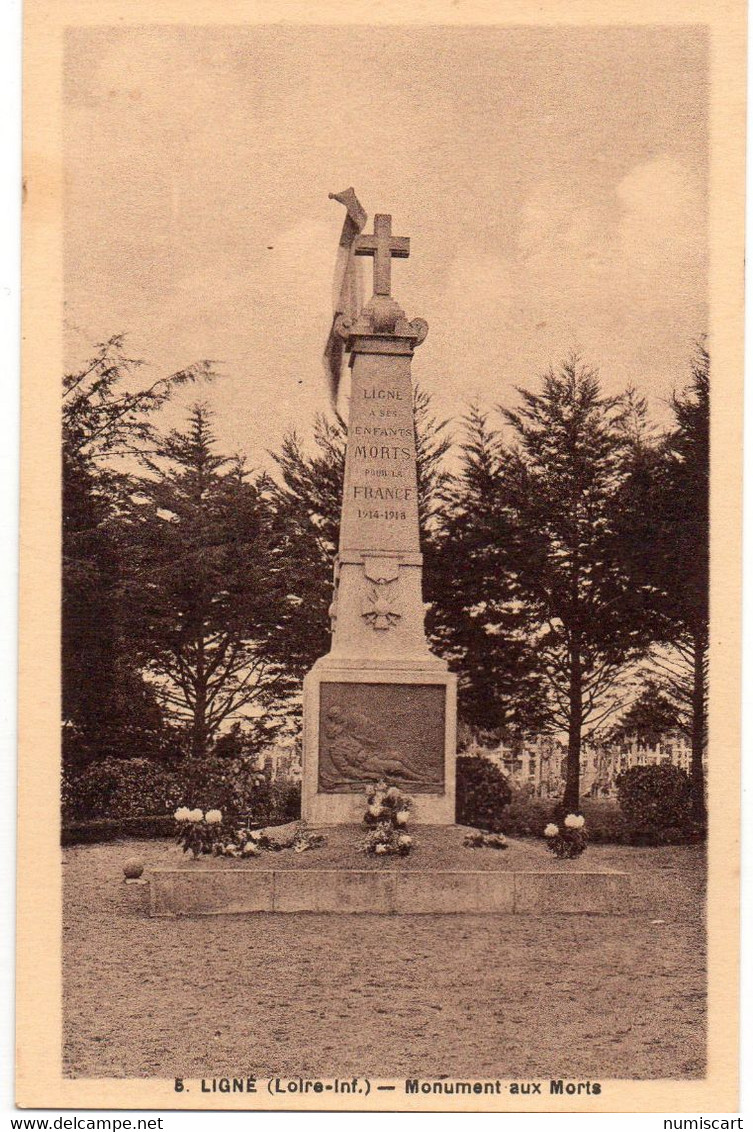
[496,356,656,808]
[62,336,212,763]
[426,404,548,736]
[130,405,294,758]
[633,345,709,821]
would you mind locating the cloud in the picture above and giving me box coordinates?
[426,155,706,424]
[615,157,706,314]
[617,156,705,263]
[517,181,605,265]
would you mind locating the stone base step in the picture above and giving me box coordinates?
[149,867,629,916]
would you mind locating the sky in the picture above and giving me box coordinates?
[64,24,708,465]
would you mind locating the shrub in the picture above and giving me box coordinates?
[577,800,628,843]
[267,779,302,824]
[61,758,181,823]
[616,763,701,844]
[498,785,553,837]
[177,756,267,816]
[455,755,512,832]
[61,755,302,839]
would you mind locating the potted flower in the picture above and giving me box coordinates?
[543,813,588,859]
[173,806,225,857]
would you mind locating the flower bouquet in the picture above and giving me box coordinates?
[543,814,588,859]
[361,824,413,857]
[463,830,508,850]
[364,780,412,827]
[212,825,327,858]
[290,829,328,853]
[360,781,414,856]
[211,826,266,858]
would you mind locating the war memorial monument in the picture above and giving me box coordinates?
[149,193,627,917]
[302,201,457,825]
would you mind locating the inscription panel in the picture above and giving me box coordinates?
[339,353,420,553]
[318,682,445,793]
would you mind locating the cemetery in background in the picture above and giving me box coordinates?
[467,729,705,800]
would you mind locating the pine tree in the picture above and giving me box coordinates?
[129,405,295,758]
[605,681,682,747]
[497,355,656,809]
[637,345,709,822]
[426,404,548,736]
[62,336,212,764]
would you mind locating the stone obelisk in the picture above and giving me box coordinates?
[302,206,457,825]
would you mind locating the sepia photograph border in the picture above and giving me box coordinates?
[17,0,745,1112]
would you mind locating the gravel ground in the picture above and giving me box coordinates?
[63,831,706,1080]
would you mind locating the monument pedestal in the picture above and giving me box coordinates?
[302,663,457,825]
[302,219,457,824]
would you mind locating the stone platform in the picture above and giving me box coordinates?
[150,866,628,916]
[148,826,630,917]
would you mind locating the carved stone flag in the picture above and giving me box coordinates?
[323,187,367,403]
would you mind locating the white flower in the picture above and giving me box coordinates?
[249,830,263,841]
[375,844,388,855]
[188,809,204,823]
[395,810,410,825]
[564,814,584,829]
[368,803,383,817]
[544,823,559,837]
[242,841,260,856]
[205,809,223,824]
[398,834,412,846]
[174,807,191,822]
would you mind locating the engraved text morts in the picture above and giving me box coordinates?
[302,197,457,824]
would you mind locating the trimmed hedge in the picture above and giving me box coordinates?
[61,758,181,824]
[575,802,629,844]
[499,789,630,843]
[61,755,302,844]
[60,812,304,847]
[61,815,176,846]
[498,788,704,845]
[499,789,555,838]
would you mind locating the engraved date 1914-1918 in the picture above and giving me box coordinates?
[358,509,406,520]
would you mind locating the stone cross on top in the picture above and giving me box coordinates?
[355,214,410,297]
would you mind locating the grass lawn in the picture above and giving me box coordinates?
[63,830,706,1081]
